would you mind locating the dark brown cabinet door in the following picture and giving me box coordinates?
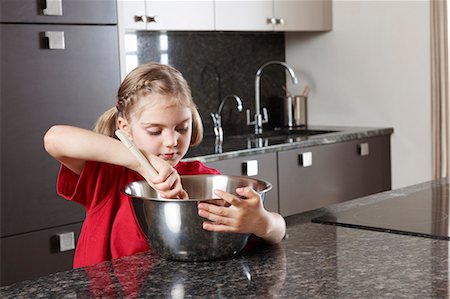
[0,0,117,24]
[278,136,391,216]
[0,24,120,237]
[0,222,83,286]
[205,152,279,213]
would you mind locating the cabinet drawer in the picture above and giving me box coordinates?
[0,222,83,286]
[0,0,117,24]
[278,136,391,216]
[205,152,279,213]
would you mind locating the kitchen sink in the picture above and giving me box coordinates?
[265,127,337,137]
[243,128,338,148]
[186,128,339,156]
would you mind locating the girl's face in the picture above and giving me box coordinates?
[120,94,193,167]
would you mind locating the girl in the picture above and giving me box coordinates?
[44,62,286,268]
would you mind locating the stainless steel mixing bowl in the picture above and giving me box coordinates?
[124,174,272,261]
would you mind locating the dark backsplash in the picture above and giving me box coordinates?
[136,31,286,137]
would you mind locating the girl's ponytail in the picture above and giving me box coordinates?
[93,106,119,137]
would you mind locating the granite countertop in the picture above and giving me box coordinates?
[184,125,394,162]
[1,178,448,298]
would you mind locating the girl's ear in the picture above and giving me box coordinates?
[117,117,133,140]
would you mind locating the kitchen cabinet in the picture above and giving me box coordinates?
[118,0,331,32]
[0,0,117,24]
[1,24,120,237]
[215,0,332,31]
[278,135,391,216]
[0,0,120,286]
[205,152,279,213]
[118,0,214,31]
[0,223,83,287]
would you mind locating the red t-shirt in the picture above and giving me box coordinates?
[57,160,220,268]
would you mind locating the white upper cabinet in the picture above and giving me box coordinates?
[215,0,332,31]
[119,0,147,30]
[119,0,331,31]
[215,1,274,31]
[273,0,332,31]
[119,0,214,31]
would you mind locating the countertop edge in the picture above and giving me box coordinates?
[184,126,394,163]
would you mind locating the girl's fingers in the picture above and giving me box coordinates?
[142,154,190,199]
[159,179,184,198]
[198,202,230,219]
[178,189,189,199]
[236,186,259,198]
[202,222,236,233]
[150,165,174,185]
[213,189,242,207]
[151,171,182,197]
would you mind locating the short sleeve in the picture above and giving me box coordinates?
[57,161,135,211]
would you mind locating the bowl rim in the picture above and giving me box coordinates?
[123,174,272,202]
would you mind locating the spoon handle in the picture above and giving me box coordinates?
[115,129,158,178]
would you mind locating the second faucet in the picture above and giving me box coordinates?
[210,94,243,143]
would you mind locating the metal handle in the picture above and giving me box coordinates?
[246,109,255,125]
[298,152,312,167]
[266,17,276,25]
[358,143,370,156]
[146,15,158,23]
[42,0,63,16]
[242,160,258,176]
[262,107,269,124]
[56,232,75,252]
[134,15,146,23]
[44,31,65,50]
[275,18,285,25]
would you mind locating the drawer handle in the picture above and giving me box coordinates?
[242,160,258,176]
[298,152,312,167]
[134,15,146,23]
[275,18,285,25]
[358,142,370,156]
[42,0,63,16]
[146,15,158,23]
[56,232,75,252]
[44,31,65,50]
[267,17,276,25]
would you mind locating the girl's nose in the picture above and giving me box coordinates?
[163,131,178,147]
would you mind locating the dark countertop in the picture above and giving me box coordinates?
[184,125,394,162]
[1,178,448,298]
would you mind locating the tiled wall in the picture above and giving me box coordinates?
[136,31,286,137]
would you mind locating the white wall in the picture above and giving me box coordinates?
[285,0,432,189]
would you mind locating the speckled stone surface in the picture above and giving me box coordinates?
[185,125,394,162]
[1,178,448,298]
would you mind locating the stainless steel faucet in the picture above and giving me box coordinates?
[247,61,298,134]
[210,94,243,143]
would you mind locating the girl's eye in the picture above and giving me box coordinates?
[176,127,188,133]
[147,130,161,136]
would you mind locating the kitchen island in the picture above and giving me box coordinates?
[1,178,448,298]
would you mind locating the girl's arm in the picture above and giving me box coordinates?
[197,187,286,244]
[44,125,185,198]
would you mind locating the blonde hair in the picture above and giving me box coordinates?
[94,62,203,146]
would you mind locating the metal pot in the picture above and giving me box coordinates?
[124,175,272,261]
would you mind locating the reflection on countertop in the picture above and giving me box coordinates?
[1,179,448,298]
[184,125,394,162]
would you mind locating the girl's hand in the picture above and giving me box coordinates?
[197,187,285,243]
[140,154,188,199]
